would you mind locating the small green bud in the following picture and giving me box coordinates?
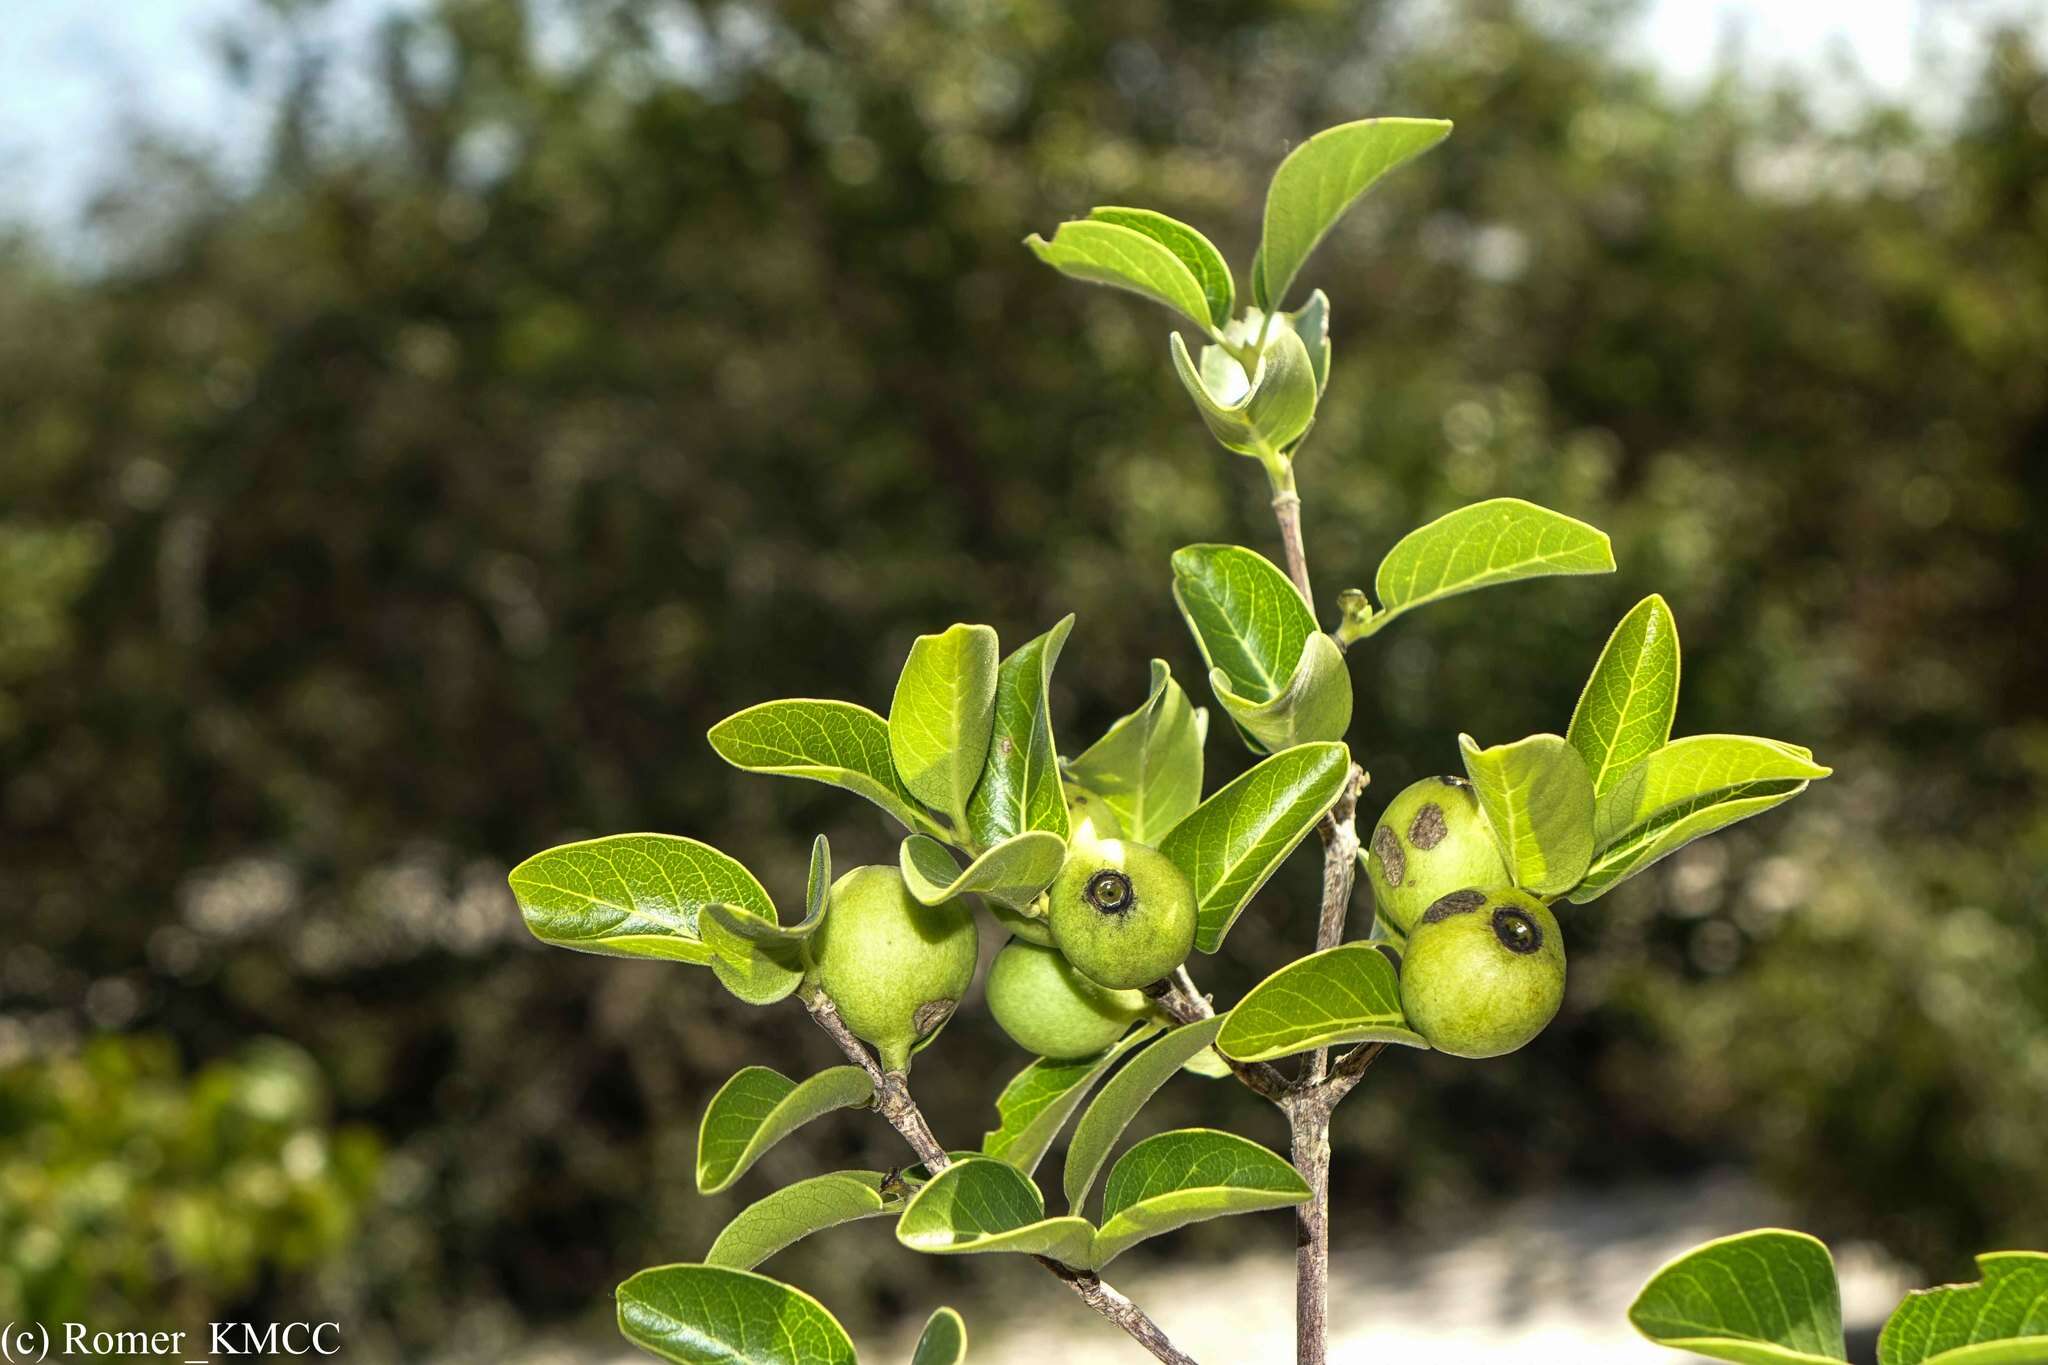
[806,864,978,1071]
[1397,886,1565,1059]
[1047,837,1196,989]
[1367,776,1510,940]
[985,941,1148,1060]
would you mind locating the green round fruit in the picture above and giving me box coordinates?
[1047,838,1196,989]
[1064,782,1124,844]
[985,941,1148,1059]
[989,897,1055,947]
[1397,886,1565,1059]
[1368,776,1510,940]
[806,864,978,1071]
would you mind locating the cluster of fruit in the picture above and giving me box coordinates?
[807,769,1566,1070]
[808,792,1194,1066]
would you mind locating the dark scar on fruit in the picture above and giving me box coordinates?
[1422,889,1487,923]
[1408,802,1448,850]
[913,1000,956,1035]
[1372,825,1404,886]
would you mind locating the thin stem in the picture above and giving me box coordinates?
[1037,1260,1202,1365]
[1288,1092,1333,1365]
[1270,486,1313,607]
[1155,967,1290,1103]
[802,990,1199,1364]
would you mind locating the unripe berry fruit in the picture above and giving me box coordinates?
[985,941,1149,1059]
[1368,776,1510,942]
[806,864,978,1071]
[1398,886,1565,1059]
[1047,838,1197,989]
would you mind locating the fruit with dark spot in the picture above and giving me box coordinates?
[806,864,979,1071]
[1047,837,1197,989]
[1397,886,1565,1058]
[985,941,1150,1059]
[1368,776,1509,943]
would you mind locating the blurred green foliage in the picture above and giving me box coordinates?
[2,0,2044,1351]
[0,1036,380,1325]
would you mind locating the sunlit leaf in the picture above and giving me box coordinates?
[965,617,1073,848]
[1065,659,1207,844]
[1255,117,1452,308]
[1629,1229,1846,1364]
[889,623,1000,825]
[1567,595,1681,798]
[1063,1017,1225,1212]
[703,1171,896,1271]
[1355,498,1614,637]
[1091,1128,1310,1266]
[1880,1251,2048,1365]
[696,1066,875,1195]
[981,1026,1157,1177]
[510,833,772,965]
[709,700,937,835]
[1026,219,1215,327]
[899,831,1066,910]
[1086,207,1234,327]
[1458,732,1597,897]
[616,1263,857,1365]
[1215,943,1427,1064]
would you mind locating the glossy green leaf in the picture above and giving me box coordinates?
[965,617,1073,849]
[1573,779,1816,903]
[899,831,1067,911]
[1169,322,1319,460]
[1629,1229,1846,1364]
[1283,290,1332,394]
[1356,498,1615,637]
[1171,543,1318,707]
[1161,741,1352,953]
[1573,735,1831,902]
[1568,595,1682,798]
[1025,219,1214,327]
[1255,117,1452,309]
[1063,1017,1225,1212]
[889,623,1000,825]
[1215,943,1428,1064]
[696,1065,875,1195]
[1065,659,1207,844]
[911,1307,970,1365]
[702,908,806,1006]
[1458,732,1598,897]
[510,833,772,966]
[1092,1128,1311,1267]
[980,1026,1157,1177]
[1881,1252,2048,1365]
[895,1158,1097,1266]
[703,1171,896,1271]
[709,699,936,835]
[1087,207,1234,328]
[1210,631,1352,753]
[1594,735,1833,848]
[617,1263,857,1365]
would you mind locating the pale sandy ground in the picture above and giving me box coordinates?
[504,1174,1911,1364]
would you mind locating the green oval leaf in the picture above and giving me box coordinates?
[899,831,1067,911]
[616,1263,857,1365]
[1065,659,1207,845]
[1568,595,1682,798]
[1087,208,1234,328]
[1171,543,1318,710]
[1630,1229,1846,1364]
[708,699,937,836]
[1215,943,1428,1064]
[1256,116,1453,309]
[895,1157,1097,1266]
[1210,631,1352,754]
[1573,735,1831,902]
[696,1065,875,1195]
[1092,1128,1311,1267]
[1880,1252,2048,1365]
[980,1025,1158,1177]
[911,1307,970,1365]
[1025,219,1214,327]
[510,833,772,965]
[1063,1017,1225,1213]
[1161,741,1353,953]
[704,1171,897,1271]
[702,908,807,1006]
[1458,732,1597,897]
[889,623,1000,825]
[964,617,1073,849]
[1169,323,1318,460]
[1357,498,1615,637]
